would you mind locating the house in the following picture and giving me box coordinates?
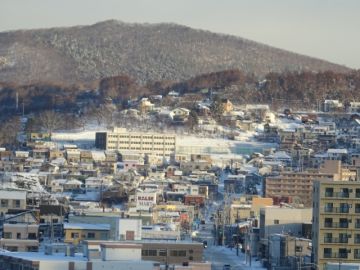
[63,179,83,192]
[323,99,343,112]
[85,177,111,192]
[0,211,39,252]
[50,179,66,193]
[221,99,234,112]
[138,98,155,114]
[0,190,27,215]
[32,149,49,160]
[28,132,51,142]
[347,101,360,113]
[64,223,110,245]
[170,108,191,123]
[0,243,158,270]
[66,149,81,163]
[69,214,142,241]
[168,91,180,97]
[80,150,93,163]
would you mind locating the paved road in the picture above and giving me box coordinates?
[197,223,251,270]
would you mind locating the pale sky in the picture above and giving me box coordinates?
[1,0,359,69]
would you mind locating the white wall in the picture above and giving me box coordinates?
[102,247,142,261]
[40,261,87,270]
[119,219,142,240]
[93,260,155,270]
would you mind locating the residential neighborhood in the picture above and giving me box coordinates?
[0,92,360,270]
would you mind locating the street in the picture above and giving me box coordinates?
[197,222,264,270]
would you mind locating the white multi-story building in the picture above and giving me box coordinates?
[95,128,176,159]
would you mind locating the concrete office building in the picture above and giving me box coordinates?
[95,128,176,159]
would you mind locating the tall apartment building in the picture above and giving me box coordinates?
[265,160,357,207]
[265,171,335,207]
[312,180,360,269]
[95,128,176,159]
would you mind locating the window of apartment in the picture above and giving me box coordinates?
[338,248,348,259]
[1,199,8,208]
[324,218,333,227]
[324,233,332,243]
[324,202,333,212]
[339,233,348,243]
[28,233,37,240]
[355,234,360,243]
[142,250,157,256]
[356,189,360,198]
[340,188,350,198]
[340,203,349,213]
[323,248,332,258]
[340,218,349,228]
[16,233,21,239]
[27,246,38,252]
[170,250,186,257]
[355,204,360,213]
[354,249,360,259]
[13,200,21,208]
[159,249,167,256]
[3,232,12,239]
[87,232,95,239]
[356,219,360,228]
[274,219,279,225]
[71,233,79,239]
[6,246,18,252]
[325,187,333,197]
[295,246,303,252]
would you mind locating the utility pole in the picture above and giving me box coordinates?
[15,92,18,111]
[222,192,228,246]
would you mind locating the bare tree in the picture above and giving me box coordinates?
[0,116,21,148]
[36,110,64,135]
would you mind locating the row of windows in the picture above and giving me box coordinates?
[3,232,37,239]
[142,249,188,257]
[70,232,97,239]
[0,199,21,208]
[109,141,175,145]
[110,134,175,140]
[323,248,360,259]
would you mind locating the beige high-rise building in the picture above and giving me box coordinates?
[313,180,360,269]
[95,128,176,159]
[266,160,357,207]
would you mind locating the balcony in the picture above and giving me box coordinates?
[335,192,350,198]
[325,192,334,198]
[324,237,348,244]
[323,207,349,213]
[324,253,348,259]
[324,222,349,228]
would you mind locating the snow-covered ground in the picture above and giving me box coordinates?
[52,129,277,158]
[209,245,266,270]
